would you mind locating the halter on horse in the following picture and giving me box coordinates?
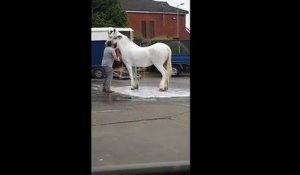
[110,28,172,91]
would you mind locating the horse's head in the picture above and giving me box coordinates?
[107,27,115,41]
[110,28,124,46]
[105,27,120,46]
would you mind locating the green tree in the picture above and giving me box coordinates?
[92,0,128,27]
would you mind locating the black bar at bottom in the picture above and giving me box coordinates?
[92,161,190,175]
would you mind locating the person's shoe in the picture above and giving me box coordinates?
[105,90,114,93]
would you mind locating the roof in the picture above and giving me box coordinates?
[121,0,188,14]
[91,28,134,41]
[91,28,133,32]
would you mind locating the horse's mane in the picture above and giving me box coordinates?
[118,32,133,43]
[116,31,141,47]
[115,30,158,49]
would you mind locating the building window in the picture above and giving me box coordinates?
[150,21,155,38]
[141,21,147,38]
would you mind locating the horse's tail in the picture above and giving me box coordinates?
[166,46,172,86]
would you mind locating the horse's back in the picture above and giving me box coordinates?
[149,42,169,49]
[143,42,170,66]
[148,42,171,56]
[121,42,171,67]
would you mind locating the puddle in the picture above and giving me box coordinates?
[111,86,190,98]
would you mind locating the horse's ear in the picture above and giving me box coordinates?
[113,28,116,33]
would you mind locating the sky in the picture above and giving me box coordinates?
[155,0,190,29]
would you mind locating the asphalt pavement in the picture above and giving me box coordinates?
[92,73,190,167]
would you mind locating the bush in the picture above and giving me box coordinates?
[151,40,189,54]
[133,32,144,45]
[151,35,173,41]
[133,34,190,54]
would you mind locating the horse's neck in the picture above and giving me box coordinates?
[118,39,139,54]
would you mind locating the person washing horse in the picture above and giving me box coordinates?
[101,40,120,93]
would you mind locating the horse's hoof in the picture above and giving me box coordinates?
[131,87,135,90]
[159,88,166,91]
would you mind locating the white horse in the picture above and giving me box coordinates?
[105,27,114,45]
[110,28,172,91]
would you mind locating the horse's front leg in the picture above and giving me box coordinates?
[125,65,136,90]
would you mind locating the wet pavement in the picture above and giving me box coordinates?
[92,73,190,167]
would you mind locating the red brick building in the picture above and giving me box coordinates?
[121,0,190,40]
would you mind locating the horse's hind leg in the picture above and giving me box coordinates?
[155,65,168,91]
[132,66,139,89]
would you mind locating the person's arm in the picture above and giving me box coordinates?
[115,48,121,61]
[111,48,120,62]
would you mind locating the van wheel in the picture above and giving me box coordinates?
[172,65,182,77]
[92,68,104,79]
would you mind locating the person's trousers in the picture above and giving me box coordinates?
[102,66,113,91]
